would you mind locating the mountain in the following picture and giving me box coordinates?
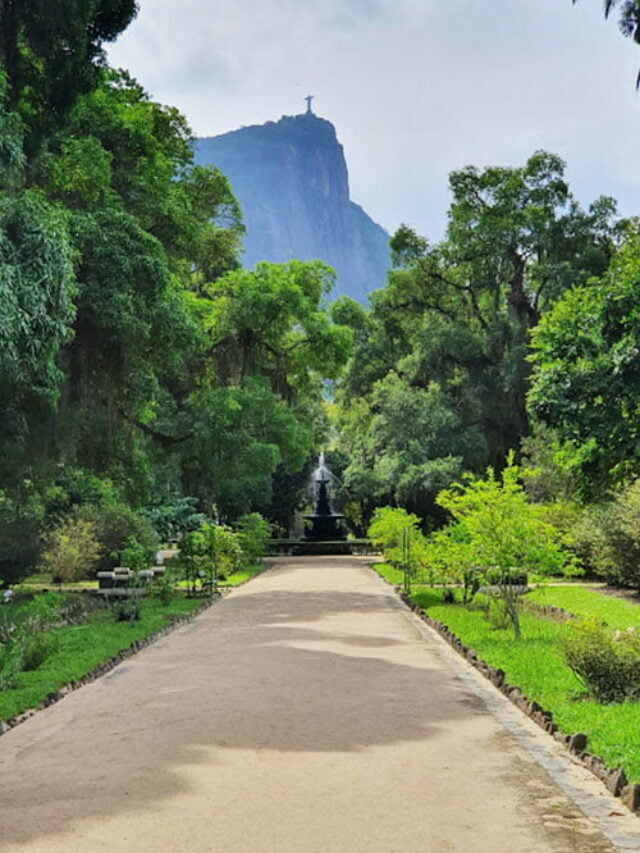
[193,111,390,303]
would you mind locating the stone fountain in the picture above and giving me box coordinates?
[300,453,349,553]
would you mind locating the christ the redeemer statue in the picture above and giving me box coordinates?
[305,95,314,115]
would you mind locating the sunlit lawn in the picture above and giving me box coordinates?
[0,595,205,723]
[371,565,640,782]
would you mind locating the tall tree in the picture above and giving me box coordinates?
[529,223,640,495]
[336,152,620,522]
[0,0,138,149]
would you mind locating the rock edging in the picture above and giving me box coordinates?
[397,590,640,815]
[0,596,218,739]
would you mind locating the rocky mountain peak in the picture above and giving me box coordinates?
[193,112,390,303]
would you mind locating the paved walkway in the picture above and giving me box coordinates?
[1,557,639,852]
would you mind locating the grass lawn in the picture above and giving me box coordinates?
[370,562,404,586]
[17,571,98,591]
[529,585,640,627]
[0,594,205,723]
[221,564,266,587]
[370,564,640,783]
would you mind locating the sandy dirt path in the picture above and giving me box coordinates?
[1,557,638,852]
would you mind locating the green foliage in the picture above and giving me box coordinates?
[40,515,101,583]
[80,503,158,572]
[235,513,272,565]
[141,496,206,543]
[0,484,45,585]
[0,0,139,150]
[427,458,574,636]
[529,225,640,495]
[337,152,618,522]
[112,595,142,622]
[156,571,176,606]
[0,190,76,401]
[120,537,153,574]
[367,507,427,572]
[20,631,59,672]
[569,479,640,588]
[561,617,640,703]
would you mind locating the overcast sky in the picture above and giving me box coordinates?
[108,0,639,240]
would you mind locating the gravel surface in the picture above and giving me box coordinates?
[0,556,637,852]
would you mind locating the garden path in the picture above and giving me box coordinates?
[1,556,639,852]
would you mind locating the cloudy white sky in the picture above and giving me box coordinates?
[108,0,639,240]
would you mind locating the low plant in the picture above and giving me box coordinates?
[112,595,142,622]
[40,515,101,583]
[120,537,154,574]
[560,617,640,703]
[0,640,24,689]
[20,630,58,671]
[156,571,176,606]
[235,513,271,566]
[0,622,58,688]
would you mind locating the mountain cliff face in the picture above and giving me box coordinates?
[193,113,390,303]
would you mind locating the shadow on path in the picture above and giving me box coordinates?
[0,562,482,846]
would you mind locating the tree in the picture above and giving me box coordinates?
[573,1,640,77]
[529,223,640,494]
[40,515,101,583]
[427,459,573,637]
[0,0,138,150]
[336,152,619,523]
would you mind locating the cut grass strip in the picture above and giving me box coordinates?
[529,585,640,628]
[220,563,266,587]
[0,595,204,723]
[370,573,640,783]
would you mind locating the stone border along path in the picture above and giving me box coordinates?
[0,556,639,852]
[0,596,218,738]
[399,590,640,811]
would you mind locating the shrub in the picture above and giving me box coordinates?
[141,496,207,543]
[80,503,158,572]
[561,617,640,703]
[235,513,271,566]
[40,516,102,583]
[156,571,176,606]
[428,456,575,637]
[120,537,154,573]
[368,507,427,567]
[486,599,511,631]
[572,481,640,589]
[178,522,243,593]
[368,507,428,592]
[112,595,142,622]
[21,630,58,671]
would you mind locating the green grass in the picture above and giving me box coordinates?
[221,563,266,587]
[0,594,204,723]
[17,571,98,590]
[371,562,404,586]
[529,585,640,627]
[396,581,640,782]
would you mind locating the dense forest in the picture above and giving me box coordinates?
[2,0,640,591]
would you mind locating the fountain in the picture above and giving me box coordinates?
[300,453,349,554]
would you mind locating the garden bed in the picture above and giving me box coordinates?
[371,565,640,810]
[0,594,211,727]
